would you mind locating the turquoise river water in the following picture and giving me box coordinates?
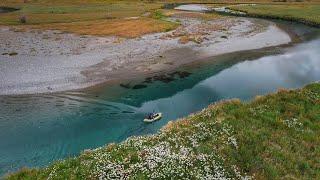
[0,22,319,176]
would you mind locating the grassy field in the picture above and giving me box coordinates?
[30,18,177,38]
[0,1,159,24]
[0,0,224,37]
[0,0,179,37]
[2,1,320,36]
[6,83,320,179]
[230,4,320,27]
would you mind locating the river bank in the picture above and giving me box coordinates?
[1,27,319,177]
[1,2,320,179]
[0,14,291,95]
[6,82,320,179]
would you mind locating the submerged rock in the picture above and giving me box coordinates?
[120,83,147,89]
[132,84,147,89]
[120,83,131,89]
[153,74,175,83]
[177,71,192,78]
[142,71,192,84]
[143,77,153,83]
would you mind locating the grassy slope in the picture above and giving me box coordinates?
[231,4,320,27]
[6,83,320,179]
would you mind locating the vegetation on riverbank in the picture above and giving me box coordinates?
[2,1,320,37]
[0,0,222,37]
[0,0,179,37]
[6,83,320,179]
[2,1,320,179]
[230,4,320,27]
[27,18,177,38]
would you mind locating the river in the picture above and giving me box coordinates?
[0,21,319,176]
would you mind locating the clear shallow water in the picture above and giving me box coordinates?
[1,37,320,176]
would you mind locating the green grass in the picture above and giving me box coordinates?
[0,1,161,25]
[6,83,320,179]
[230,4,320,27]
[2,1,320,35]
[0,0,181,37]
[2,1,320,178]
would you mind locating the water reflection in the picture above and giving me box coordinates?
[136,39,320,131]
[0,38,319,176]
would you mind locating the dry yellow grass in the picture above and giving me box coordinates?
[0,1,161,24]
[0,13,108,25]
[5,0,318,38]
[178,35,204,44]
[160,9,222,20]
[0,0,178,37]
[27,18,177,38]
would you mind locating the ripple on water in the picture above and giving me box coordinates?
[0,37,320,176]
